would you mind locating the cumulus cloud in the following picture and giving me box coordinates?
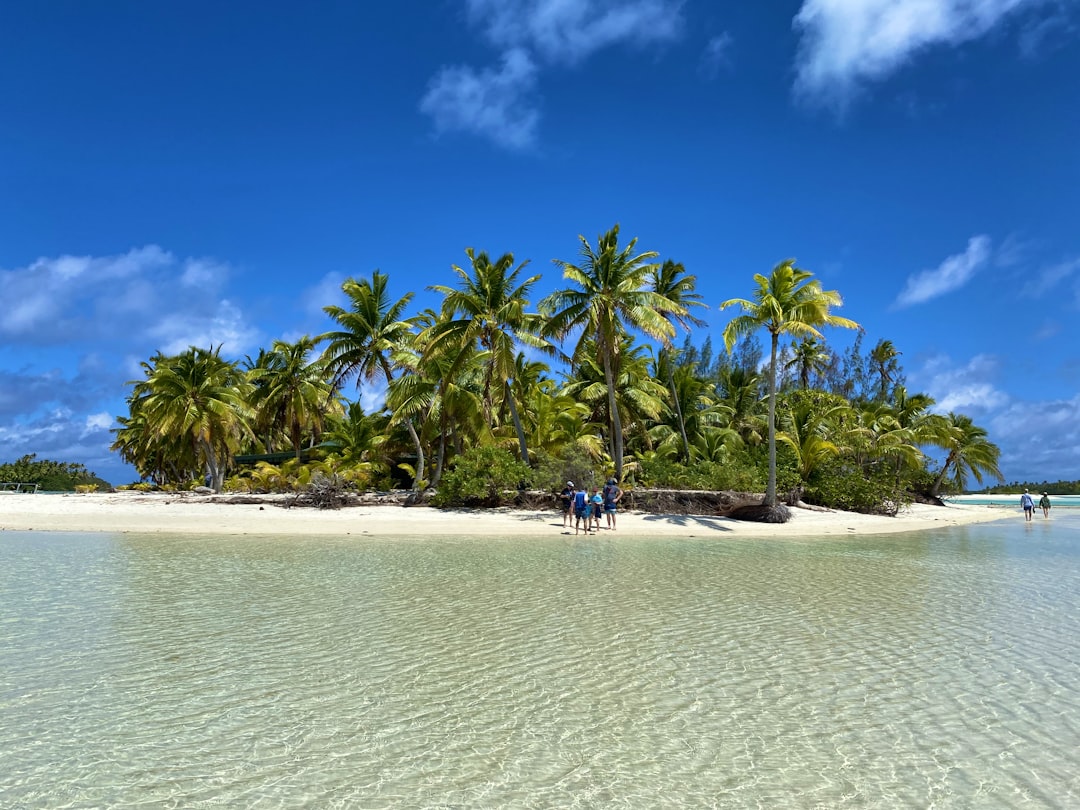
[792,0,1054,107]
[0,246,263,483]
[421,0,684,148]
[989,394,1080,481]
[0,245,251,348]
[420,49,541,150]
[895,235,992,307]
[918,353,1009,414]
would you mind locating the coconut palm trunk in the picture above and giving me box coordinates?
[602,350,625,479]
[505,378,530,466]
[766,332,779,506]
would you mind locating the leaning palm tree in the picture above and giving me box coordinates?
[425,248,551,465]
[930,413,1003,496]
[321,271,426,489]
[542,225,688,480]
[721,260,860,514]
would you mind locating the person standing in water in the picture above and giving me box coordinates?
[1020,490,1035,522]
[1040,492,1052,519]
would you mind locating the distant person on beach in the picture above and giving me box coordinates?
[1040,492,1051,518]
[1020,490,1035,521]
[560,481,574,528]
[603,478,623,530]
[590,487,603,531]
[573,487,591,535]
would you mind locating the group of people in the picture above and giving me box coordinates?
[1020,490,1052,522]
[559,478,623,534]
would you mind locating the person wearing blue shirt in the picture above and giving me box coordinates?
[573,487,591,535]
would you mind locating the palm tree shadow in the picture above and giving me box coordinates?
[640,514,734,532]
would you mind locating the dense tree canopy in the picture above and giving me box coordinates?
[110,226,1003,516]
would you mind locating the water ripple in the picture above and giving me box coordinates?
[3,523,1080,807]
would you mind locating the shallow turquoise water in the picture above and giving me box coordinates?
[3,516,1079,808]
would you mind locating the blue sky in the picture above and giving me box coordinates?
[2,0,1078,487]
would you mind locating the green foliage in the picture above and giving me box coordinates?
[431,446,534,507]
[984,479,1080,495]
[804,459,909,515]
[635,454,763,492]
[0,454,109,491]
[532,446,607,495]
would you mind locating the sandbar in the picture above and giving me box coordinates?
[0,491,1013,538]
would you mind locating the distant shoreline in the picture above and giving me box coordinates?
[1,491,1014,538]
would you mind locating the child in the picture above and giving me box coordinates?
[591,487,604,530]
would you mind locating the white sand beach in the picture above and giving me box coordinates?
[0,491,1013,538]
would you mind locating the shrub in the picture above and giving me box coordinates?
[432,446,534,507]
[804,460,909,515]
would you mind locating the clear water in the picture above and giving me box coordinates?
[3,517,1079,808]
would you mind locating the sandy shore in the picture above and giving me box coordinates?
[0,491,1014,538]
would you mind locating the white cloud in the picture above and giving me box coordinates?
[918,352,1009,413]
[421,49,540,150]
[83,412,115,434]
[895,235,991,307]
[792,0,1053,107]
[421,0,684,148]
[1025,256,1080,298]
[989,394,1080,481]
[466,0,684,64]
[0,246,241,344]
[149,299,262,357]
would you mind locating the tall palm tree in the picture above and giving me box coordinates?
[425,248,550,465]
[321,271,426,488]
[649,260,708,462]
[721,260,860,510]
[930,413,1003,496]
[248,336,342,460]
[542,224,688,480]
[133,346,253,491]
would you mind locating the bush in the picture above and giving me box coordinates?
[804,460,909,515]
[531,446,607,496]
[431,446,534,507]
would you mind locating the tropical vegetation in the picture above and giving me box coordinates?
[0,454,110,492]
[110,225,1004,518]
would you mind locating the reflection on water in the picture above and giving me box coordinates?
[3,518,1080,807]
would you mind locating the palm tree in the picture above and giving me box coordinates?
[721,260,859,510]
[562,336,669,464]
[785,337,831,390]
[425,248,550,465]
[715,365,765,446]
[930,413,1003,496]
[870,339,902,402]
[649,260,708,462]
[542,225,688,480]
[321,271,427,489]
[248,336,342,460]
[133,346,253,491]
